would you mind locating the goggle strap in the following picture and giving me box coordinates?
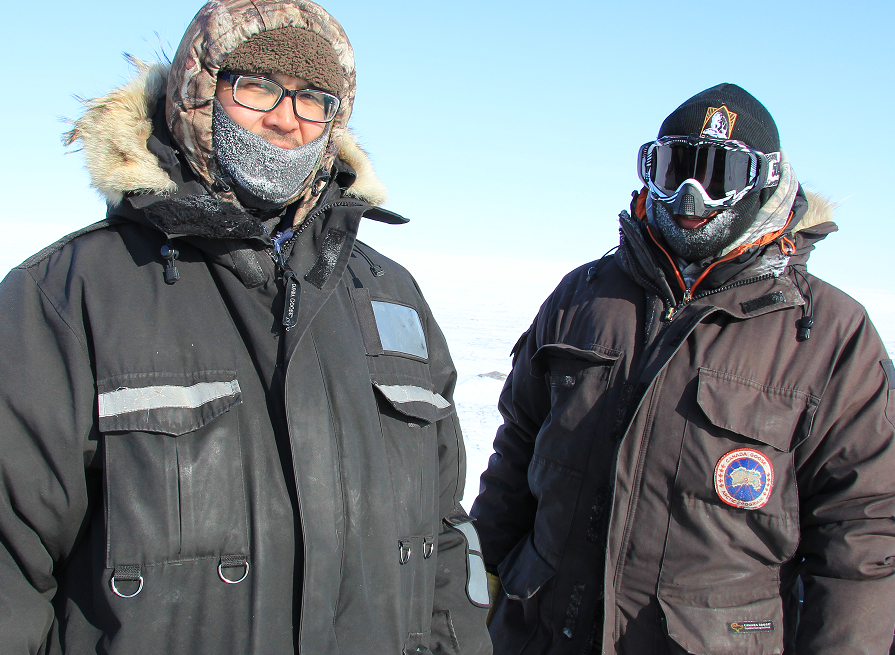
[761,152,782,189]
[637,143,650,186]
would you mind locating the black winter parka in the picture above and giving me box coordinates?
[0,142,491,655]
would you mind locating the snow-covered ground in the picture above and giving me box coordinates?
[1,233,892,511]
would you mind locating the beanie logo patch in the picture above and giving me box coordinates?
[701,106,738,139]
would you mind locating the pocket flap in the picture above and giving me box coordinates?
[97,371,242,436]
[530,343,620,378]
[373,382,452,423]
[658,593,783,655]
[696,368,809,452]
[497,532,556,601]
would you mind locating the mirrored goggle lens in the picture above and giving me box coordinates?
[233,77,340,123]
[649,144,755,201]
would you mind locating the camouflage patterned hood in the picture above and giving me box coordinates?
[167,0,357,206]
[66,0,385,216]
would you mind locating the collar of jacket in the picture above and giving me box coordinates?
[618,184,835,304]
[616,213,807,323]
[70,61,403,288]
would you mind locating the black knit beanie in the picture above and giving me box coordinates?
[658,83,779,154]
[221,27,344,95]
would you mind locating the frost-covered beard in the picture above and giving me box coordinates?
[647,193,761,263]
[212,99,328,210]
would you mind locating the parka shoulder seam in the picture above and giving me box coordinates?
[24,267,93,366]
[17,218,125,270]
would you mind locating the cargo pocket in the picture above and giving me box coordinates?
[494,531,557,652]
[99,370,248,576]
[528,343,619,565]
[369,363,446,648]
[659,591,783,655]
[658,368,818,654]
[356,284,450,520]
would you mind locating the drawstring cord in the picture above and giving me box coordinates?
[791,264,814,341]
[354,245,384,277]
[161,241,180,285]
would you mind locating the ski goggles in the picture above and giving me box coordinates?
[637,136,781,209]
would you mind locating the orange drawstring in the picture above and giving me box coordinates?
[645,224,687,294]
[780,236,796,255]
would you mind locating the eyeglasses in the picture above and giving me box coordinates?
[638,136,781,209]
[220,73,341,123]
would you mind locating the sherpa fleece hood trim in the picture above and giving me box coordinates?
[65,1,386,209]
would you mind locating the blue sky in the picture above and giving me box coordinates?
[2,0,893,294]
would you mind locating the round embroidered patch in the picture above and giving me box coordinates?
[714,449,774,509]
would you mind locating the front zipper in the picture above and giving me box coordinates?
[270,228,299,331]
[662,271,776,321]
[267,200,365,331]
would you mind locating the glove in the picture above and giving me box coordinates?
[486,573,502,626]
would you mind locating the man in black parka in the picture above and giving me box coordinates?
[0,1,492,653]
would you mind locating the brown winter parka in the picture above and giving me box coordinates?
[471,187,895,655]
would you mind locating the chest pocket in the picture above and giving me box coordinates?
[353,287,451,519]
[658,368,819,655]
[99,370,248,573]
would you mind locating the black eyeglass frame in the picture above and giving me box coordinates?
[219,72,341,124]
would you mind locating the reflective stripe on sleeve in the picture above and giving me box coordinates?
[453,521,490,607]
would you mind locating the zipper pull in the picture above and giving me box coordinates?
[664,288,694,322]
[282,268,300,331]
[272,230,295,270]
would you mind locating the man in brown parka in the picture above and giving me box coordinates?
[471,84,895,654]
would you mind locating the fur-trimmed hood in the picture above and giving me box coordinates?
[791,190,835,233]
[65,0,386,211]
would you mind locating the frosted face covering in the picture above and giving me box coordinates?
[647,191,761,263]
[212,99,328,210]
